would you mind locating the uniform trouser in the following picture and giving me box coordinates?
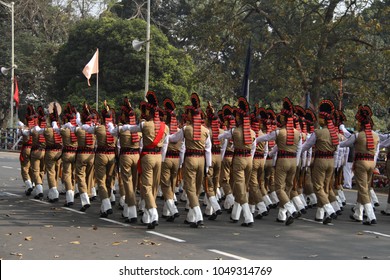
[311,158,334,207]
[248,157,265,205]
[219,156,233,196]
[95,153,116,200]
[183,156,205,208]
[119,153,139,207]
[140,154,162,209]
[45,150,62,188]
[75,153,94,195]
[160,157,180,201]
[62,152,76,191]
[20,146,32,182]
[343,162,354,188]
[354,160,375,205]
[335,166,344,190]
[231,156,253,205]
[303,167,315,195]
[210,154,222,195]
[206,154,222,197]
[264,159,275,193]
[31,149,45,185]
[274,157,297,206]
[290,166,301,199]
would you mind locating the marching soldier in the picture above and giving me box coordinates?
[340,105,380,225]
[202,102,223,220]
[160,98,181,222]
[17,104,37,195]
[29,106,47,199]
[219,97,256,227]
[108,97,141,223]
[34,103,63,203]
[248,106,269,219]
[219,105,236,212]
[302,108,318,208]
[66,103,97,212]
[254,97,300,225]
[80,101,117,217]
[263,108,279,208]
[168,93,212,228]
[119,91,169,229]
[60,103,78,207]
[301,100,339,224]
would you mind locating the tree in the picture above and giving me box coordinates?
[52,15,196,114]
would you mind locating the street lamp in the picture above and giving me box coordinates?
[0,1,15,128]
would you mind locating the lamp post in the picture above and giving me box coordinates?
[144,0,150,100]
[0,1,15,128]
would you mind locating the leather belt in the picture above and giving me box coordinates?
[166,150,180,158]
[234,149,251,157]
[120,147,139,155]
[355,153,374,161]
[315,151,334,159]
[185,149,205,157]
[142,147,161,153]
[278,150,296,158]
[254,152,265,159]
[77,147,94,154]
[224,150,234,157]
[96,146,115,154]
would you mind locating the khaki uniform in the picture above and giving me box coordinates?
[182,124,209,208]
[206,128,224,198]
[354,131,379,205]
[310,128,337,208]
[118,129,141,209]
[94,125,117,201]
[140,120,169,210]
[43,128,62,191]
[248,130,266,206]
[161,140,182,200]
[61,128,78,192]
[20,133,33,183]
[75,127,95,204]
[274,127,300,206]
[220,139,234,196]
[30,130,46,190]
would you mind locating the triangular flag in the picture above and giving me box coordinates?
[14,76,19,107]
[82,49,99,86]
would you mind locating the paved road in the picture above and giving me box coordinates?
[1,151,390,261]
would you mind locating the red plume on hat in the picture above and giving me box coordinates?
[305,108,316,133]
[185,93,202,140]
[101,100,115,125]
[281,97,295,145]
[265,108,276,148]
[319,99,338,146]
[25,104,37,128]
[222,104,235,128]
[120,97,138,142]
[146,90,161,134]
[294,105,306,133]
[163,98,178,134]
[356,104,375,150]
[235,97,252,145]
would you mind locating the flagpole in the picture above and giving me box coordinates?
[96,72,99,111]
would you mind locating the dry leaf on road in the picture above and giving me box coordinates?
[24,236,32,241]
[69,241,80,245]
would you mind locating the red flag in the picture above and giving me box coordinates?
[14,76,19,107]
[82,49,99,86]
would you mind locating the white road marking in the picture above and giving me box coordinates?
[99,217,130,227]
[146,231,186,243]
[1,192,21,197]
[61,207,86,214]
[208,249,249,260]
[2,166,13,169]
[364,231,390,238]
[30,199,50,205]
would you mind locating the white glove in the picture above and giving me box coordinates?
[18,121,25,128]
[206,166,209,175]
[81,124,90,130]
[64,122,72,129]
[107,122,114,131]
[76,118,82,127]
[76,112,80,121]
[51,121,58,129]
[339,124,345,131]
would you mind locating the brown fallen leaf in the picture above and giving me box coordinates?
[44,225,53,228]
[112,242,121,246]
[54,255,59,258]
[145,254,151,258]
[93,226,98,230]
[69,241,80,245]
[357,232,364,235]
[25,236,32,241]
